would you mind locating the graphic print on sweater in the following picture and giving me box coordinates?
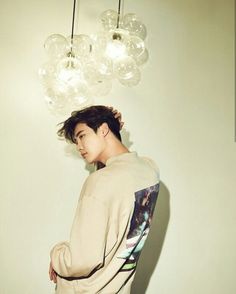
[117,183,159,271]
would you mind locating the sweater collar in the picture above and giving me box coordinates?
[105,151,138,166]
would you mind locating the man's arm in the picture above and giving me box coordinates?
[50,196,108,278]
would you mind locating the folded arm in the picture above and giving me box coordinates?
[50,196,108,278]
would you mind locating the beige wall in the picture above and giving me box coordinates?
[0,0,235,293]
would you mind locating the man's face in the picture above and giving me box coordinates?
[74,123,106,164]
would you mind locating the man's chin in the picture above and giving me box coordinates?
[82,155,97,164]
[85,158,94,164]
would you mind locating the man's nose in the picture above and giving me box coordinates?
[76,142,83,151]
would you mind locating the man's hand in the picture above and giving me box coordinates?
[49,261,57,284]
[109,107,124,130]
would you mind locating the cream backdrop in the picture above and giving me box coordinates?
[0,0,235,293]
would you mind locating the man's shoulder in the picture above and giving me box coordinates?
[82,154,160,193]
[82,168,111,193]
[140,156,160,175]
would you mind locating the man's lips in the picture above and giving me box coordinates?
[81,152,87,158]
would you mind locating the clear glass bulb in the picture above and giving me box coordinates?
[71,95,93,111]
[90,32,108,54]
[83,61,112,96]
[136,48,149,65]
[105,29,129,59]
[66,34,92,57]
[114,56,138,80]
[56,56,83,87]
[44,86,69,116]
[96,56,113,76]
[45,77,91,114]
[125,35,145,59]
[44,34,68,59]
[119,68,141,87]
[45,76,72,97]
[105,40,127,59]
[122,13,147,40]
[70,82,90,106]
[38,62,56,85]
[100,9,118,31]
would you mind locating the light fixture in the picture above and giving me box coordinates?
[39,0,96,115]
[91,0,149,87]
[39,0,149,115]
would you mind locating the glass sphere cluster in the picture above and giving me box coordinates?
[39,10,148,114]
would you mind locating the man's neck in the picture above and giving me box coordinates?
[99,139,129,165]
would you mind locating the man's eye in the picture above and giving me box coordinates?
[79,134,85,139]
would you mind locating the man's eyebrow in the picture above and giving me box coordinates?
[74,130,85,138]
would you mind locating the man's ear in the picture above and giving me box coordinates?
[99,123,109,137]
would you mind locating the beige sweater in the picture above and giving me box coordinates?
[50,152,160,293]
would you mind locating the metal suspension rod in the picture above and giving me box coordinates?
[116,0,122,28]
[70,0,77,51]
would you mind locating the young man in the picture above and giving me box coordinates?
[49,105,160,294]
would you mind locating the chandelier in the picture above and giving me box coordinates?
[39,0,148,115]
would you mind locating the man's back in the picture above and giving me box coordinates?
[52,152,160,293]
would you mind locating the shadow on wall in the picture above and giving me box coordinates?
[131,181,170,294]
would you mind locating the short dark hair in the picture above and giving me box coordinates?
[57,105,122,143]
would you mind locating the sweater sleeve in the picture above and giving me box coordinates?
[142,157,160,180]
[50,196,108,278]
